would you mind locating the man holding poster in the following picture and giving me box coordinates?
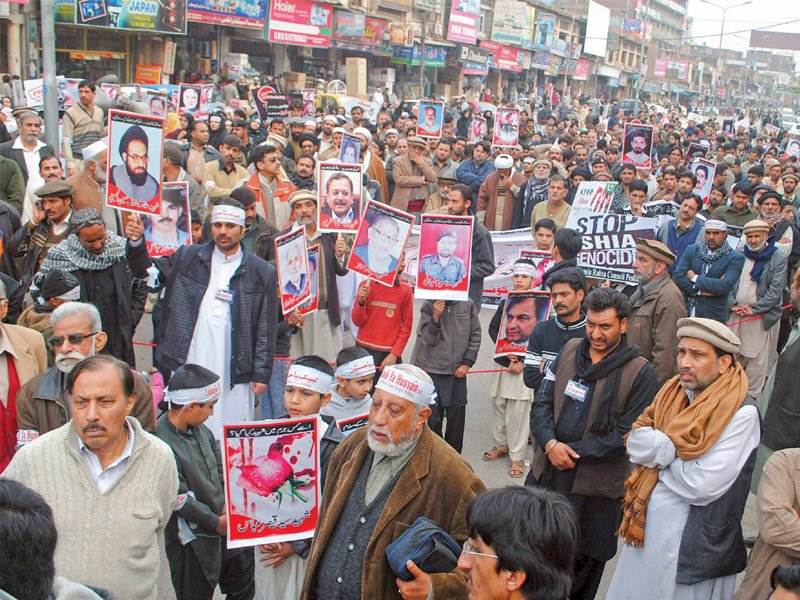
[107,111,163,215]
[622,124,653,169]
[347,200,413,286]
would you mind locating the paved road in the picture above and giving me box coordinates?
[134,301,758,599]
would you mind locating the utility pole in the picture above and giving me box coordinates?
[40,0,59,151]
[419,13,427,99]
[634,0,651,116]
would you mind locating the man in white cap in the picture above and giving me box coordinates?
[609,317,760,600]
[353,126,389,202]
[319,126,344,162]
[673,219,745,324]
[151,198,279,440]
[727,219,787,398]
[301,363,486,600]
[318,115,338,155]
[67,139,107,214]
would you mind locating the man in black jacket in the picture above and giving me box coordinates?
[152,198,278,440]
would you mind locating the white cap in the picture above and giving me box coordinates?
[704,219,728,231]
[305,120,317,128]
[82,140,107,161]
[353,126,372,142]
[375,365,436,407]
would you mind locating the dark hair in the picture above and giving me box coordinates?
[66,354,135,399]
[731,182,753,197]
[628,179,648,194]
[0,479,57,600]
[695,164,711,180]
[585,287,631,320]
[467,487,578,600]
[662,166,679,177]
[336,345,371,367]
[230,187,258,208]
[677,169,696,186]
[293,355,334,377]
[451,183,473,205]
[534,218,557,233]
[710,185,727,199]
[553,229,583,260]
[546,266,586,294]
[771,563,800,594]
[618,164,637,176]
[78,79,96,92]
[474,140,491,154]
[297,152,316,167]
[326,171,354,194]
[39,155,61,170]
[682,193,703,211]
[250,143,278,168]
[119,124,149,155]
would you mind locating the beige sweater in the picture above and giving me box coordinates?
[4,417,178,600]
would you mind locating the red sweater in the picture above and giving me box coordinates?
[352,279,413,356]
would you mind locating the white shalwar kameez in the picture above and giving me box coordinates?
[185,245,254,441]
[606,402,760,600]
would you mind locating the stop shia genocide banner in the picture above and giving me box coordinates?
[564,211,657,284]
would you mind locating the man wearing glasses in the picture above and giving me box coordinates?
[15,301,155,452]
[109,125,159,205]
[354,214,400,276]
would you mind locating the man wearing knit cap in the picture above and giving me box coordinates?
[781,171,799,206]
[6,354,179,600]
[319,126,345,162]
[727,219,787,398]
[319,114,338,155]
[673,219,744,324]
[151,198,278,440]
[301,363,486,600]
[353,125,389,202]
[609,317,761,600]
[628,239,686,386]
[390,136,437,215]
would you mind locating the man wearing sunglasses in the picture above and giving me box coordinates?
[15,301,155,449]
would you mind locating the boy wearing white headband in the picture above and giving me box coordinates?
[320,345,375,423]
[485,258,537,478]
[154,363,230,600]
[256,355,344,600]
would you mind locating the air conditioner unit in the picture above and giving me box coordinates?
[432,22,443,37]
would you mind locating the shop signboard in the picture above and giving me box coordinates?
[334,10,365,37]
[391,46,447,67]
[70,0,187,33]
[55,0,75,22]
[654,58,689,81]
[533,13,555,50]
[574,57,591,80]
[187,0,268,29]
[446,0,480,45]
[332,12,387,46]
[479,40,521,71]
[135,65,162,85]
[268,0,333,48]
[490,0,527,47]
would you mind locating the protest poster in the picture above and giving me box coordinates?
[786,137,800,159]
[338,133,361,164]
[621,122,654,169]
[106,110,163,216]
[274,227,311,314]
[683,142,709,166]
[764,123,780,138]
[347,199,413,286]
[690,157,715,204]
[494,290,552,357]
[415,214,473,301]
[469,116,487,142]
[417,101,444,139]
[565,211,657,284]
[722,118,735,136]
[143,181,191,257]
[302,88,316,116]
[250,89,289,121]
[299,244,319,315]
[147,94,168,118]
[337,413,370,436]
[222,417,322,548]
[178,84,202,116]
[492,108,519,148]
[571,181,618,214]
[318,162,363,233]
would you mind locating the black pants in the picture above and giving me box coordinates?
[219,547,255,600]
[570,553,605,600]
[428,404,466,453]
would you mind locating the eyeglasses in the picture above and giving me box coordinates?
[462,540,499,560]
[371,228,399,244]
[49,332,99,348]
[126,153,149,163]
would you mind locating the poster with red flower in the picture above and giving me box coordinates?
[222,417,322,548]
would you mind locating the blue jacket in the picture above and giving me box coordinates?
[456,159,496,197]
[673,244,745,323]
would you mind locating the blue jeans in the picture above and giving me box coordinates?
[260,358,290,419]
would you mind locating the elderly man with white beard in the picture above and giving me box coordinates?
[301,364,485,600]
[15,301,155,447]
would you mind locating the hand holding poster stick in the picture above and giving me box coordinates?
[432,300,446,323]
[125,213,144,242]
[335,233,346,259]
[357,279,371,304]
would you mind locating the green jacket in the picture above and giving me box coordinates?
[0,155,24,213]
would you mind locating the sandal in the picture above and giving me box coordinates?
[482,446,509,461]
[508,461,525,478]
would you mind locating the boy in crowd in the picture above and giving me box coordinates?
[155,364,230,600]
[256,356,344,600]
[485,258,538,478]
[321,345,375,425]
[411,295,481,454]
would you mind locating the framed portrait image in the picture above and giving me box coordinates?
[690,157,715,205]
[494,290,552,357]
[417,101,444,139]
[415,213,474,301]
[682,141,709,166]
[178,83,202,116]
[143,181,191,257]
[105,109,164,216]
[621,122,654,169]
[274,227,311,315]
[468,116,486,143]
[492,108,520,148]
[346,199,414,286]
[298,244,319,315]
[317,162,363,233]
[338,133,362,164]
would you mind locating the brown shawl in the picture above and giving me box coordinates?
[616,363,748,547]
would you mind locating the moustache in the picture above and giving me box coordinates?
[554,303,567,310]
[82,423,107,434]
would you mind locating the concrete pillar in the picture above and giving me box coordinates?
[7,19,21,76]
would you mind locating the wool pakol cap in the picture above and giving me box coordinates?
[407,136,428,148]
[162,142,183,163]
[288,189,317,208]
[704,219,728,231]
[35,179,73,198]
[743,219,770,233]
[636,238,676,266]
[677,317,740,354]
[532,158,552,170]
[781,172,800,184]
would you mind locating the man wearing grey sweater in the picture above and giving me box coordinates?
[5,355,179,600]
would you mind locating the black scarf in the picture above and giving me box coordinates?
[573,336,641,434]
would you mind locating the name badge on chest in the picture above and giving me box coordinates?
[564,379,589,403]
[215,288,234,304]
